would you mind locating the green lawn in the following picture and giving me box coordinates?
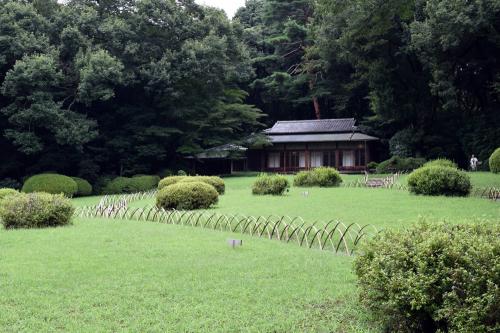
[0,219,377,332]
[6,171,498,332]
[117,173,500,230]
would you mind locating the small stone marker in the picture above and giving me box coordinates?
[228,239,243,248]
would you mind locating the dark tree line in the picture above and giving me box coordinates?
[1,0,499,184]
[236,0,500,167]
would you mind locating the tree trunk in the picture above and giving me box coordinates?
[309,80,321,119]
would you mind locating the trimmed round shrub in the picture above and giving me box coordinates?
[367,161,378,170]
[156,182,218,210]
[489,148,500,173]
[407,166,471,196]
[71,177,93,197]
[0,188,19,201]
[0,192,74,229]
[130,175,160,191]
[355,222,500,332]
[423,158,458,169]
[180,176,225,194]
[158,176,187,190]
[177,170,187,176]
[293,167,342,187]
[376,156,426,173]
[22,174,78,197]
[252,174,289,195]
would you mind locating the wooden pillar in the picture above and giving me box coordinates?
[305,144,310,170]
[283,144,287,173]
[335,150,340,169]
[364,141,369,169]
[261,151,265,172]
[230,160,234,174]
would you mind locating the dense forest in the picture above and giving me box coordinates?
[1,0,499,185]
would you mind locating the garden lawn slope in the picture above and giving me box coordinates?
[0,219,376,332]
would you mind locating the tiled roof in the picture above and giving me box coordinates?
[265,118,356,134]
[268,133,379,143]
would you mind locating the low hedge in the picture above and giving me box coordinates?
[22,174,78,197]
[423,158,458,169]
[156,181,218,210]
[252,174,289,195]
[490,148,500,173]
[355,222,500,332]
[407,166,471,196]
[0,192,74,229]
[71,177,93,196]
[102,175,160,194]
[293,167,342,187]
[376,156,426,173]
[179,176,225,194]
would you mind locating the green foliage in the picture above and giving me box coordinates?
[489,148,500,173]
[293,167,343,187]
[252,174,289,195]
[71,177,93,197]
[179,176,225,195]
[22,174,78,197]
[367,161,378,170]
[407,166,471,196]
[0,188,19,205]
[423,158,458,169]
[0,178,21,189]
[156,182,219,210]
[177,170,187,176]
[354,222,500,332]
[158,176,188,191]
[0,192,74,229]
[102,175,160,194]
[376,156,426,173]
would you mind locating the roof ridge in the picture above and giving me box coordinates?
[275,118,355,124]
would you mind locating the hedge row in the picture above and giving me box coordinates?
[376,156,426,173]
[158,176,225,194]
[102,175,160,194]
[293,167,342,187]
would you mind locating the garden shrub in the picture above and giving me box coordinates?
[407,166,471,196]
[0,188,19,200]
[376,156,427,173]
[22,174,78,197]
[354,222,500,333]
[158,176,187,190]
[177,170,187,176]
[71,177,93,196]
[252,174,289,195]
[293,167,342,187]
[423,158,458,169]
[367,161,378,170]
[0,178,21,189]
[0,192,74,229]
[156,181,218,210]
[179,176,225,194]
[490,148,500,173]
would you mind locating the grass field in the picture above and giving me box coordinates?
[0,219,377,332]
[3,171,499,332]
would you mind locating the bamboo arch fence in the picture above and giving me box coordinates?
[75,193,379,255]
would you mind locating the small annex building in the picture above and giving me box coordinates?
[189,118,379,174]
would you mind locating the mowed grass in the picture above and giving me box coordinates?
[113,173,500,230]
[0,219,377,333]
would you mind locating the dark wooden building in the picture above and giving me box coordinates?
[248,118,378,173]
[190,118,378,174]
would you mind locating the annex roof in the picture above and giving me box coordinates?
[264,118,356,134]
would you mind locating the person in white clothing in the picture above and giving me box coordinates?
[470,155,479,171]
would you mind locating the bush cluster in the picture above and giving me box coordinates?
[156,181,218,210]
[366,161,378,170]
[22,174,78,197]
[0,192,74,229]
[293,167,342,187]
[158,176,225,194]
[490,148,500,173]
[423,158,458,169]
[252,174,289,195]
[354,222,500,332]
[102,175,160,194]
[72,177,93,196]
[376,156,426,173]
[407,166,471,196]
